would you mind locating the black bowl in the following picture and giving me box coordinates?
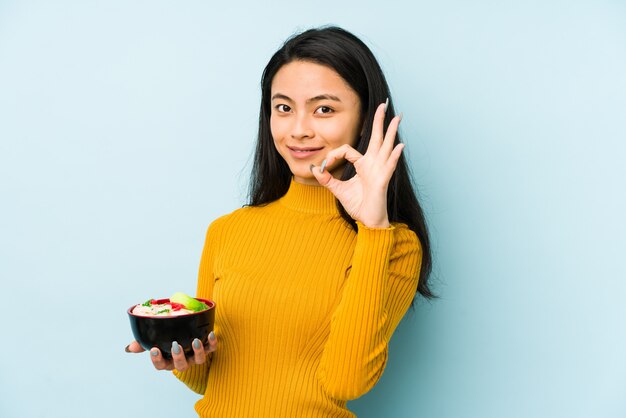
[128,298,215,359]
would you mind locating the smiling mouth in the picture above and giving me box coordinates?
[287,146,324,160]
[288,146,323,152]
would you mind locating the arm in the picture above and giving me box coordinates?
[172,220,221,394]
[317,222,421,400]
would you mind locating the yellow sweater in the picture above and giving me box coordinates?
[174,179,421,417]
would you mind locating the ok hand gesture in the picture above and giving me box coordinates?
[311,101,403,229]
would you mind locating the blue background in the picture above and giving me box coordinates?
[1,1,625,417]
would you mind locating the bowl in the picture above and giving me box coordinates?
[127,298,215,359]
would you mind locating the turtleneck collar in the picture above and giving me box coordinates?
[278,178,339,215]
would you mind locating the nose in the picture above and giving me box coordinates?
[290,114,314,140]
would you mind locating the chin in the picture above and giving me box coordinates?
[290,169,319,185]
[287,163,312,177]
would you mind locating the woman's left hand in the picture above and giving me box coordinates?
[311,101,404,228]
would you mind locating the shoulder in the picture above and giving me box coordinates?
[205,207,246,231]
[204,204,272,236]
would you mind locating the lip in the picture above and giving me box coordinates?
[287,146,323,159]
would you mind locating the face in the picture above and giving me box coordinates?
[270,60,363,185]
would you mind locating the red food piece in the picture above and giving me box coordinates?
[151,298,170,305]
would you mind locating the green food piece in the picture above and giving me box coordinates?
[142,299,154,307]
[170,292,208,312]
[156,309,170,314]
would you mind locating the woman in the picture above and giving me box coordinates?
[127,25,434,417]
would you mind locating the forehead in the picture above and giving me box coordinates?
[271,60,358,101]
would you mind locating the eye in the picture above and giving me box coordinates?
[275,104,291,113]
[315,106,334,115]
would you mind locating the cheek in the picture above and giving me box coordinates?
[270,118,288,159]
[320,120,359,146]
[270,117,286,143]
[346,115,363,147]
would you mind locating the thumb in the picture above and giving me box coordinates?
[310,163,341,191]
[125,340,146,353]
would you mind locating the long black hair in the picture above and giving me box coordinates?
[248,26,436,301]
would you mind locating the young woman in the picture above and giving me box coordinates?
[127,25,434,417]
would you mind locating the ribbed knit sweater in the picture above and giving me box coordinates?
[174,179,421,417]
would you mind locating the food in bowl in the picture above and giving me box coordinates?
[131,292,210,317]
[128,292,215,359]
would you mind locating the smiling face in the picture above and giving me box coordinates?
[270,60,363,185]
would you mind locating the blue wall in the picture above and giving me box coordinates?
[1,1,624,417]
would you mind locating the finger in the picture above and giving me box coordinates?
[311,144,362,190]
[150,347,173,371]
[385,143,405,172]
[192,338,207,364]
[380,113,402,159]
[366,102,387,154]
[125,340,145,353]
[311,162,342,190]
[171,341,189,371]
[206,331,218,353]
[323,144,363,168]
[311,144,361,187]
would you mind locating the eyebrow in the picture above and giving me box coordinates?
[271,93,342,104]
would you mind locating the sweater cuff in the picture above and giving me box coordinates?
[355,221,395,253]
[356,221,395,232]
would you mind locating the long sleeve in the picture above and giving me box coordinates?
[317,221,421,400]
[172,219,221,394]
[168,180,424,417]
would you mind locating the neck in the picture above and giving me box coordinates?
[279,178,339,215]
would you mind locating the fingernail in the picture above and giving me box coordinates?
[209,331,215,341]
[398,112,403,121]
[309,164,315,174]
[320,159,327,173]
[150,348,159,357]
[193,338,201,349]
[172,341,181,355]
[124,345,131,353]
[384,97,389,113]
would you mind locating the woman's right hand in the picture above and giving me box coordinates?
[125,331,217,372]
